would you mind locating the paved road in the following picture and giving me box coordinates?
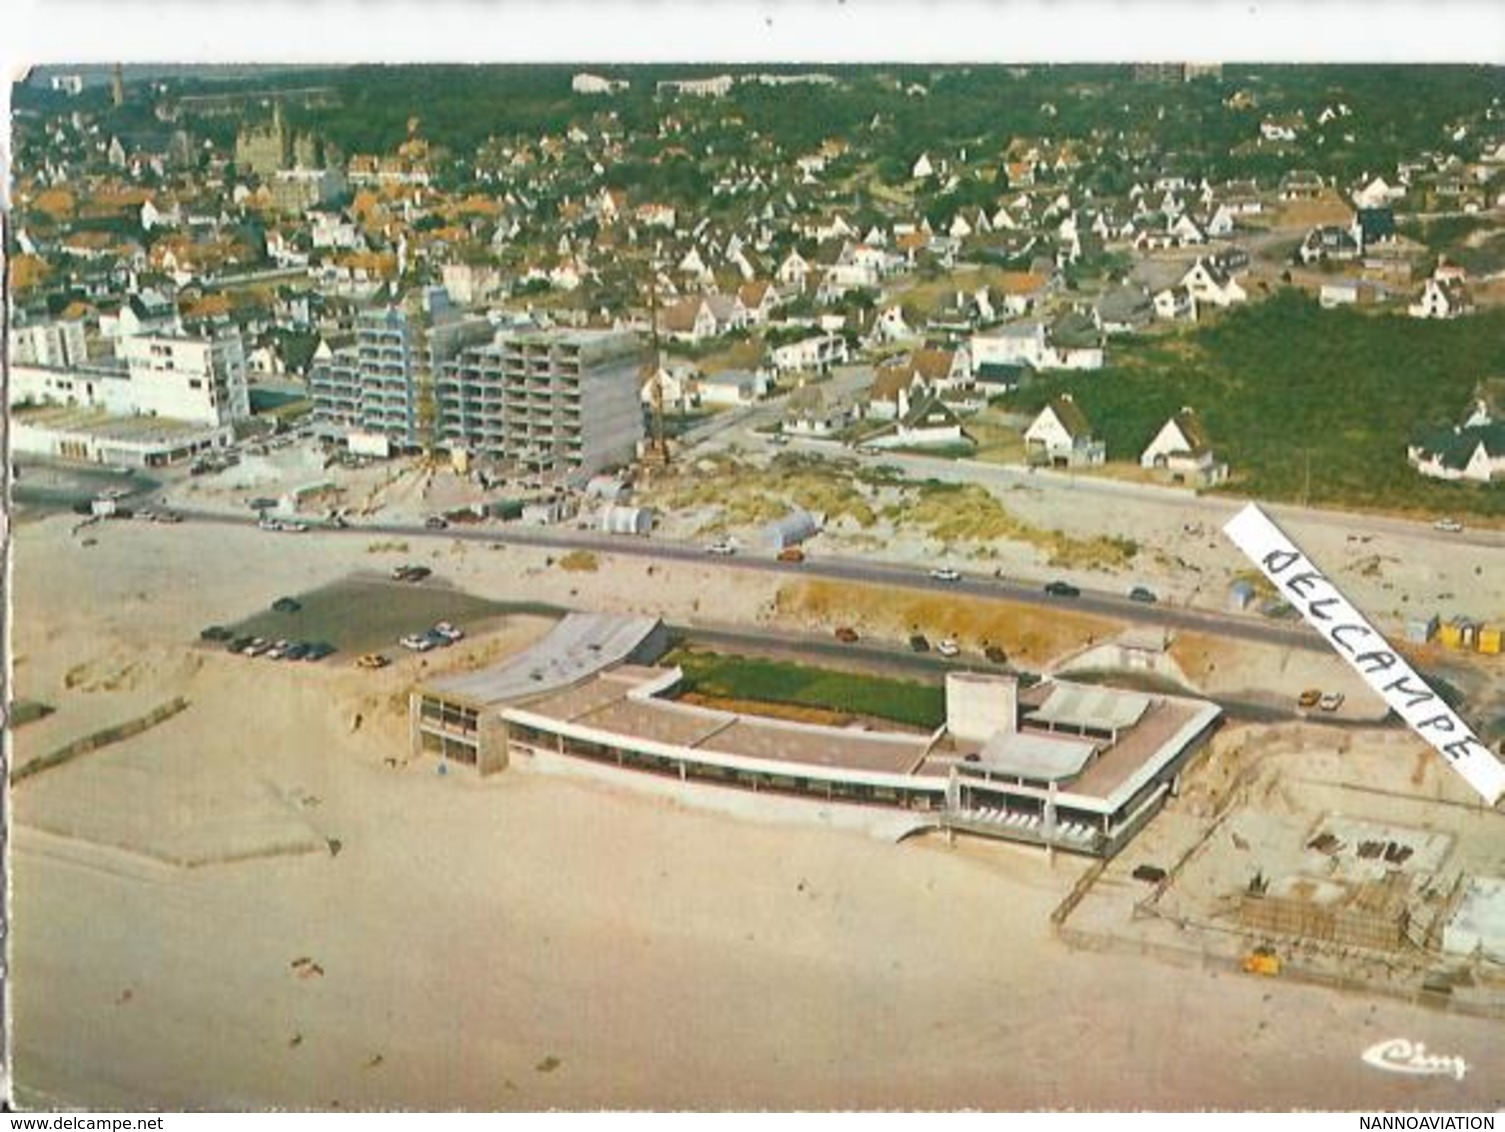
[80,501,1399,730]
[175,503,1329,656]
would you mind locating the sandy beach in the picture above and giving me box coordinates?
[10,512,1503,1110]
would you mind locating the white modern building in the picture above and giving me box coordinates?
[768,332,848,375]
[411,614,1224,859]
[12,325,250,430]
[572,72,630,95]
[116,329,252,426]
[8,319,88,369]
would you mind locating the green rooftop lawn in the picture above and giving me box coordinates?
[668,648,945,730]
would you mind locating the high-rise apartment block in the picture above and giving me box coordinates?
[311,289,646,477]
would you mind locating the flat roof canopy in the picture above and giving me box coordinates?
[423,612,662,708]
[1029,684,1150,733]
[977,729,1098,782]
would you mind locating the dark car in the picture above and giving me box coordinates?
[227,635,255,653]
[303,642,337,661]
[282,642,311,661]
[909,634,930,653]
[200,625,232,642]
[424,515,450,530]
[1128,586,1158,604]
[271,597,302,614]
[1044,581,1081,598]
[392,564,433,583]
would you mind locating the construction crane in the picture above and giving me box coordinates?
[643,258,671,470]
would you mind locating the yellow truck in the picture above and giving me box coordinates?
[1242,945,1281,977]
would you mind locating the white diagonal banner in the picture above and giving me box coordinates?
[1224,503,1505,806]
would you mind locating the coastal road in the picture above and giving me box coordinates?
[168,503,1331,655]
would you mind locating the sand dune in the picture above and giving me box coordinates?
[10,513,1502,1110]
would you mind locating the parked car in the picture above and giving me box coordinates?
[391,564,432,583]
[1433,517,1464,533]
[909,634,930,653]
[929,568,961,582]
[424,515,450,530]
[282,642,311,661]
[271,597,302,614]
[1319,692,1346,712]
[937,638,961,658]
[706,541,737,556]
[432,621,465,643]
[777,547,806,563]
[257,516,281,531]
[200,625,232,642]
[243,637,272,657]
[277,521,308,534]
[399,633,438,652]
[154,510,184,524]
[303,642,337,662]
[835,626,859,643]
[1128,586,1158,604]
[1297,688,1322,709]
[1044,581,1081,598]
[356,652,390,670]
[265,639,293,660]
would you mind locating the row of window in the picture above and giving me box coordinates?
[419,697,479,732]
[419,729,478,765]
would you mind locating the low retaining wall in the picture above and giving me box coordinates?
[11,697,191,785]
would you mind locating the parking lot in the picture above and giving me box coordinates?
[208,574,534,661]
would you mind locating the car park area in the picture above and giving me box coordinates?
[203,576,512,661]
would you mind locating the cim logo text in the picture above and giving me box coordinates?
[1361,1037,1469,1082]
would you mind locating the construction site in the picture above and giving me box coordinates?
[1054,720,1505,1016]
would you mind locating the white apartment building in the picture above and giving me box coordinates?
[116,330,252,426]
[9,319,88,369]
[768,332,849,375]
[572,73,630,95]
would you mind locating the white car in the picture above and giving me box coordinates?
[278,521,308,533]
[399,633,438,652]
[1433,518,1464,533]
[929,568,961,582]
[433,621,465,643]
[937,638,961,657]
[1318,692,1346,712]
[706,542,737,557]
